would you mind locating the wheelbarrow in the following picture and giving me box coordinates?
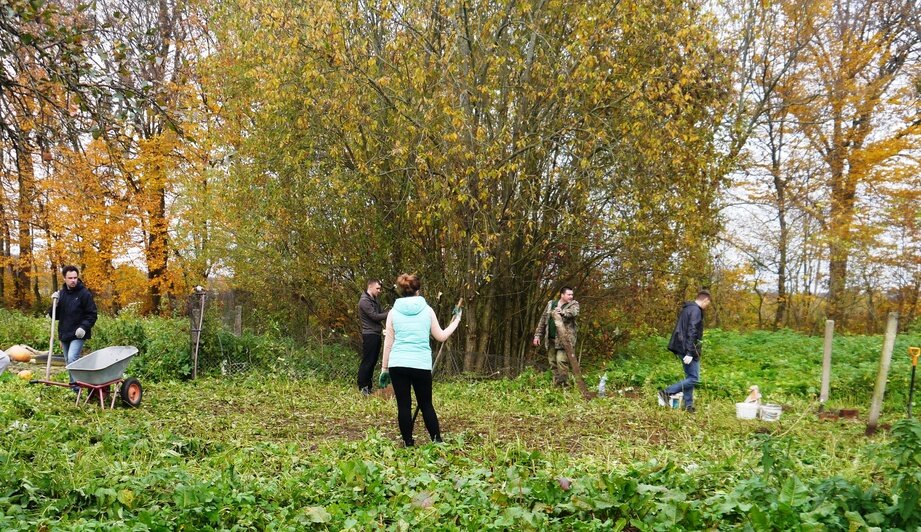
[31,346,143,409]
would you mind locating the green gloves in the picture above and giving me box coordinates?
[378,370,391,388]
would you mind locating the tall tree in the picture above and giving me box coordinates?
[92,0,199,313]
[783,0,921,323]
[208,0,732,362]
[0,0,96,309]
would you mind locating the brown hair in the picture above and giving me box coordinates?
[697,289,712,300]
[395,273,421,297]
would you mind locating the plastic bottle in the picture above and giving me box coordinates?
[598,374,607,397]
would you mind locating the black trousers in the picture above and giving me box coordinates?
[389,366,441,445]
[357,334,382,390]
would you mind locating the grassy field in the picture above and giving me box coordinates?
[1,327,920,529]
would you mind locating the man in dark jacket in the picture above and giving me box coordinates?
[357,279,389,395]
[658,290,711,412]
[51,265,98,390]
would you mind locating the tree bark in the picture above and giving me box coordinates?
[145,179,169,313]
[13,139,35,310]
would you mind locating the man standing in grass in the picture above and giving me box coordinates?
[51,265,98,392]
[357,279,389,396]
[533,286,579,386]
[658,290,711,413]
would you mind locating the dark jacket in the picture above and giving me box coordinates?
[667,301,704,360]
[53,281,98,342]
[358,291,389,335]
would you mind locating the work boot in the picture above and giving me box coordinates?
[360,386,371,397]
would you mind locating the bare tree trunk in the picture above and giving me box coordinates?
[826,162,856,324]
[474,275,496,373]
[0,201,7,302]
[31,261,41,307]
[145,180,169,313]
[14,139,35,310]
[462,247,477,372]
[772,150,789,329]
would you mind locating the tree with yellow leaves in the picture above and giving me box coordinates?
[207,0,734,364]
[781,0,921,324]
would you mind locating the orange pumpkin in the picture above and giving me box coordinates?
[6,345,32,362]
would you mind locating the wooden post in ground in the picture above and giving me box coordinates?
[234,305,243,336]
[553,313,593,400]
[867,312,898,435]
[190,305,201,379]
[819,319,834,408]
[190,288,206,380]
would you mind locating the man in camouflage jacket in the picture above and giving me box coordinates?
[533,286,579,386]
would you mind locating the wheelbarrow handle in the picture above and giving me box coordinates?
[29,379,70,387]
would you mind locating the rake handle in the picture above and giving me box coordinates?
[46,297,58,380]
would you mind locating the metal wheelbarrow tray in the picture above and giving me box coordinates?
[68,346,137,385]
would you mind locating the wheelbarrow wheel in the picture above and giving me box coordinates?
[120,377,143,408]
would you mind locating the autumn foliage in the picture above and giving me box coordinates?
[0,0,918,356]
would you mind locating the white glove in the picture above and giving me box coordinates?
[682,355,692,365]
[75,327,86,339]
[51,291,60,300]
[452,309,463,321]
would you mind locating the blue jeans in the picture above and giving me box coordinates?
[664,357,699,409]
[62,339,85,386]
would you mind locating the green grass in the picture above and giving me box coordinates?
[1,324,920,529]
[609,328,921,409]
[1,367,919,529]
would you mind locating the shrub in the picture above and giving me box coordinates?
[0,309,49,350]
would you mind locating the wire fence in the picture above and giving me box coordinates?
[187,290,561,383]
[197,336,552,383]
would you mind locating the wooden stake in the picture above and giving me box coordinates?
[820,319,834,405]
[553,310,594,400]
[867,312,898,435]
[191,291,206,380]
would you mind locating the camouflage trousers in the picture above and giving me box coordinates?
[548,346,569,384]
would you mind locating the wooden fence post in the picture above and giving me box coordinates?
[820,319,834,407]
[867,312,898,435]
[190,288,206,380]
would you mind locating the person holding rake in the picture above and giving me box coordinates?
[378,273,462,447]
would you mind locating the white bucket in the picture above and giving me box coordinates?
[760,404,782,422]
[736,402,759,420]
[669,393,683,409]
